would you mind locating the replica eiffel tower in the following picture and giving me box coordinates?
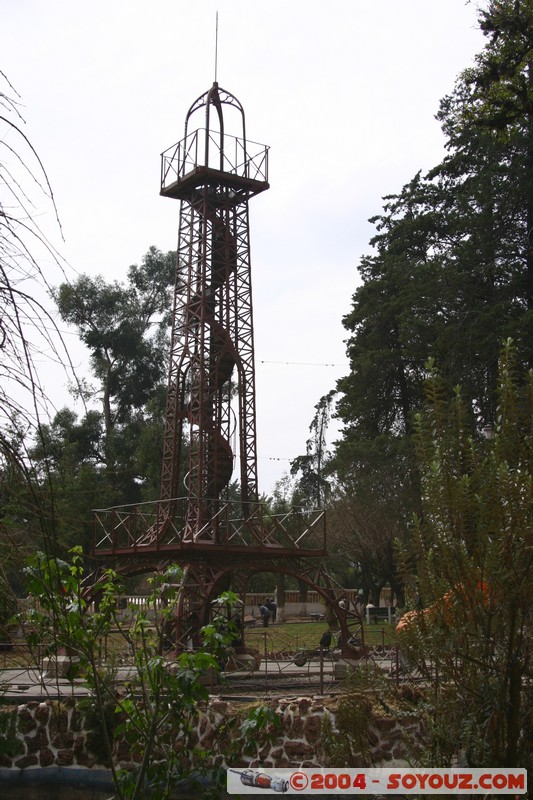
[92,82,362,653]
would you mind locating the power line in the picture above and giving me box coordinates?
[258,359,346,367]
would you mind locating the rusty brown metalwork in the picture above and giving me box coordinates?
[158,82,268,536]
[91,83,362,658]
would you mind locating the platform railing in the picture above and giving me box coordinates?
[161,128,269,192]
[93,497,325,554]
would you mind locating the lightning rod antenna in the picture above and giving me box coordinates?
[214,11,219,82]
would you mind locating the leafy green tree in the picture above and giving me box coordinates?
[397,341,533,771]
[27,408,111,550]
[21,248,178,549]
[54,246,175,454]
[26,384,172,550]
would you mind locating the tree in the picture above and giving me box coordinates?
[397,341,533,771]
[25,381,172,551]
[1,72,78,605]
[1,85,177,556]
[26,407,110,551]
[290,391,334,508]
[1,74,71,446]
[327,493,404,606]
[54,247,175,451]
[47,248,176,512]
[326,1,533,600]
[333,109,528,483]
[462,0,533,358]
[15,249,182,552]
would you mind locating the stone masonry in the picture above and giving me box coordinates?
[0,695,422,775]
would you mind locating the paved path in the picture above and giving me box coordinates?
[0,657,342,701]
[0,650,397,701]
[0,667,91,701]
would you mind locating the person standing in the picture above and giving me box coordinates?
[259,603,270,627]
[266,597,277,623]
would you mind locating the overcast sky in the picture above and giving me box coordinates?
[2,0,484,494]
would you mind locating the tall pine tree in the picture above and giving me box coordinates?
[329,1,533,571]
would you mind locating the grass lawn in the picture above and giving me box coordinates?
[243,620,395,653]
[0,621,396,670]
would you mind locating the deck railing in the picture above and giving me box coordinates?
[161,128,269,192]
[93,497,325,555]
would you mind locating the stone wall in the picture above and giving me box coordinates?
[0,695,422,775]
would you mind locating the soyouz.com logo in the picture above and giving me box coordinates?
[227,767,527,794]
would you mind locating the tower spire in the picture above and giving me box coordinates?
[214,11,219,83]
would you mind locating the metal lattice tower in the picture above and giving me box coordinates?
[93,82,330,556]
[158,82,268,537]
[90,84,365,656]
